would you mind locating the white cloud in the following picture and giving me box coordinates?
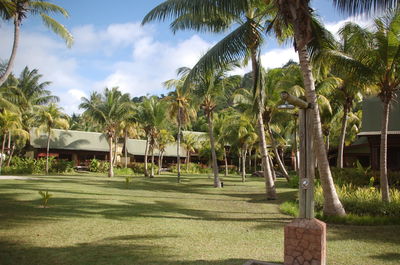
[325,15,373,37]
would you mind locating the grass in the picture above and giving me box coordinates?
[0,173,399,265]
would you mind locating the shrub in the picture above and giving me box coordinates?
[89,159,109,173]
[331,167,400,188]
[114,167,134,176]
[170,163,211,174]
[50,159,74,173]
[129,162,158,174]
[287,171,299,188]
[219,165,238,174]
[281,184,400,225]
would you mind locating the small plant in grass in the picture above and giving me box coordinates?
[38,190,53,208]
[125,176,132,186]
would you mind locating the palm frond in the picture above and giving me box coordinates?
[40,14,73,47]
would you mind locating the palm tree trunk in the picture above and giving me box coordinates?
[269,155,276,181]
[186,150,190,172]
[296,43,345,216]
[248,148,252,173]
[144,137,149,177]
[177,109,182,183]
[254,152,257,172]
[224,147,228,177]
[268,125,290,181]
[6,143,15,167]
[0,133,7,174]
[46,130,51,174]
[124,131,128,168]
[113,136,118,166]
[108,136,114,178]
[158,151,162,175]
[337,103,350,168]
[380,98,391,202]
[238,152,241,173]
[242,148,247,182]
[150,147,155,178]
[0,16,21,87]
[206,113,221,188]
[251,48,276,199]
[293,116,299,173]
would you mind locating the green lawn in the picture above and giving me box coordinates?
[0,173,399,265]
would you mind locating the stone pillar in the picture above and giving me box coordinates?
[284,218,326,265]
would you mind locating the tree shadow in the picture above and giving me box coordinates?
[369,252,400,262]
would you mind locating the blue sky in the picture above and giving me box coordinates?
[0,0,369,114]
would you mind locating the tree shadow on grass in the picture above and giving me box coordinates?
[327,224,400,245]
[369,252,400,262]
[0,238,274,265]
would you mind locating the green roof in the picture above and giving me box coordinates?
[360,93,400,134]
[125,139,186,157]
[30,128,109,152]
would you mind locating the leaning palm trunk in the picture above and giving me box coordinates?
[108,136,114,178]
[46,130,51,174]
[380,98,391,202]
[296,44,345,216]
[6,143,15,167]
[206,113,221,188]
[177,109,182,182]
[0,16,21,87]
[144,137,149,177]
[0,133,7,174]
[251,49,276,199]
[337,103,350,168]
[268,155,276,181]
[268,126,290,181]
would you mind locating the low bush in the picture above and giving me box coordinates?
[287,171,299,188]
[331,166,400,188]
[2,156,73,174]
[219,165,238,175]
[89,159,109,173]
[114,167,134,176]
[129,162,158,174]
[50,159,74,173]
[281,184,400,225]
[170,163,211,174]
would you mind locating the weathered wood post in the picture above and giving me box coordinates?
[280,92,326,265]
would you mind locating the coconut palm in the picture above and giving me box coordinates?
[164,69,197,182]
[0,0,73,87]
[0,109,28,173]
[35,103,69,174]
[79,87,132,178]
[120,116,142,168]
[335,12,400,202]
[157,129,174,175]
[143,0,286,197]
[136,96,167,178]
[181,132,198,172]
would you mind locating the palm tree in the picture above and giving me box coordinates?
[35,103,68,174]
[120,117,142,168]
[0,0,73,86]
[136,96,167,178]
[181,132,198,172]
[164,69,197,182]
[336,12,400,202]
[0,109,28,173]
[157,129,174,175]
[79,87,132,178]
[143,0,281,197]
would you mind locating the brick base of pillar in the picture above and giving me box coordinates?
[284,218,326,265]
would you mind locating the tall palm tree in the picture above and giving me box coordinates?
[336,12,400,202]
[79,87,132,178]
[164,69,197,182]
[143,0,283,197]
[0,109,27,173]
[181,132,198,172]
[0,0,73,86]
[157,129,174,175]
[136,96,167,178]
[35,103,69,174]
